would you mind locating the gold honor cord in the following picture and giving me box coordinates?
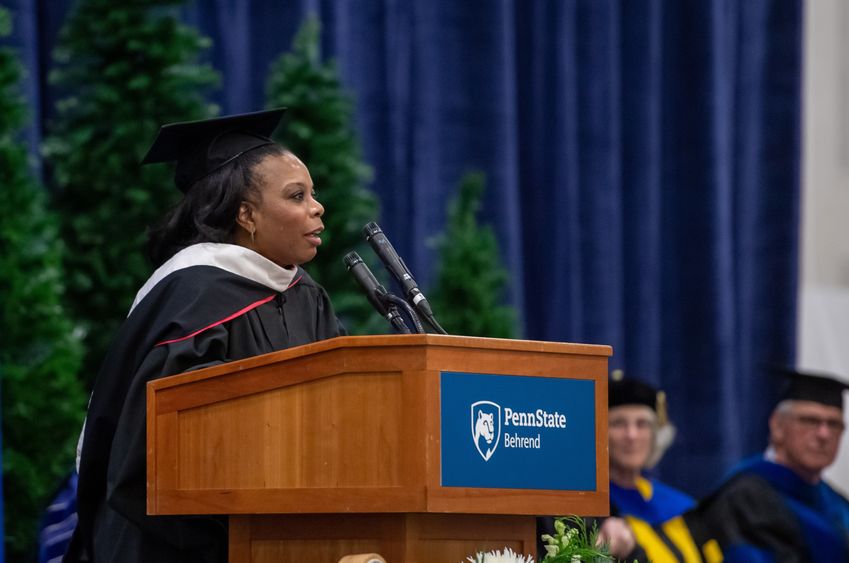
[626,516,681,562]
[661,516,703,562]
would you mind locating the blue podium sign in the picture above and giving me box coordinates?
[440,371,596,491]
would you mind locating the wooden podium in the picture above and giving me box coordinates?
[146,334,611,562]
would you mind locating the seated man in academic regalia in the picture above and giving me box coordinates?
[651,369,849,562]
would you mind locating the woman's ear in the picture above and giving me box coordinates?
[236,201,255,234]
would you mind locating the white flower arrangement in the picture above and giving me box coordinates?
[462,515,616,563]
[464,548,535,563]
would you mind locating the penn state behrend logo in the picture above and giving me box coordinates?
[470,400,501,461]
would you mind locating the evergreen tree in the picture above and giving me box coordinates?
[0,7,86,560]
[44,0,218,383]
[266,17,381,334]
[429,172,517,338]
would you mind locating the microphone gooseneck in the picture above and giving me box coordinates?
[382,292,425,334]
[344,251,411,334]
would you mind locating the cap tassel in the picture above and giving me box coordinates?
[656,391,668,427]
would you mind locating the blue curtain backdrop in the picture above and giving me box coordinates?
[2,0,801,497]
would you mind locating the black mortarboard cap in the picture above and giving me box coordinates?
[609,370,659,411]
[775,367,849,410]
[141,108,286,192]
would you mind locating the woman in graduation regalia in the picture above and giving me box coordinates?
[602,373,694,560]
[606,373,694,524]
[64,109,344,563]
[539,372,693,561]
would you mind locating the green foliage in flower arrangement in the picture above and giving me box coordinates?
[540,516,613,562]
[429,172,518,338]
[44,0,219,384]
[266,17,381,335]
[0,6,87,560]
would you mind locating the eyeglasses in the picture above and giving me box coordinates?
[609,418,655,431]
[790,414,846,433]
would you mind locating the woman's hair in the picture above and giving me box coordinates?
[147,143,288,267]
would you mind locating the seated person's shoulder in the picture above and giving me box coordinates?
[650,478,695,506]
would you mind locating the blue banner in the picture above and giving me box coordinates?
[440,371,596,491]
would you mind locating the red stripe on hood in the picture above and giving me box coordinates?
[155,294,276,347]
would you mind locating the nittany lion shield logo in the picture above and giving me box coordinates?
[470,400,501,461]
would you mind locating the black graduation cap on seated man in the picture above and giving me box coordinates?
[141,108,286,192]
[775,367,849,410]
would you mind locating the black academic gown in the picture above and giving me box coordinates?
[64,246,343,563]
[671,458,849,562]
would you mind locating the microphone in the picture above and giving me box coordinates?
[362,222,436,321]
[343,252,411,334]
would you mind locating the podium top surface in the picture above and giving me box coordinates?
[148,334,613,392]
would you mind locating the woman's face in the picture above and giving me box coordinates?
[608,405,656,474]
[243,152,325,268]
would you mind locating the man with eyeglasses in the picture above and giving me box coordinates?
[648,368,849,562]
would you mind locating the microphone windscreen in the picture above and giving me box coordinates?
[344,251,363,269]
[362,222,382,239]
